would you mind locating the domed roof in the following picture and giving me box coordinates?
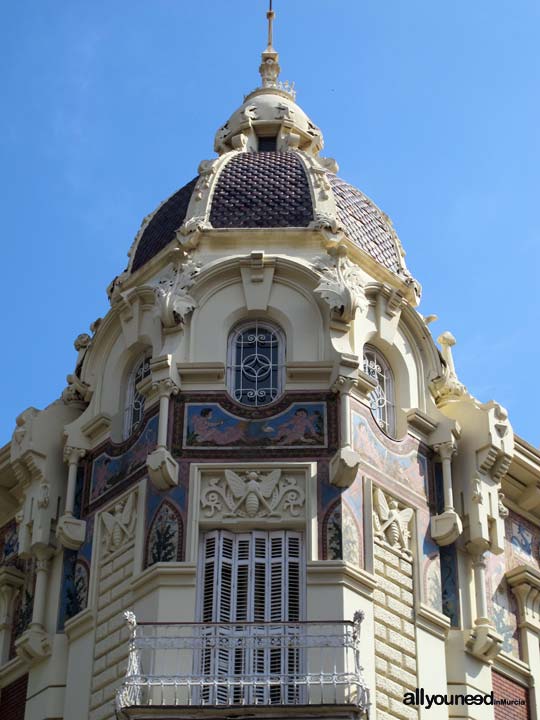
[127,16,416,294]
[210,152,312,229]
[130,151,407,280]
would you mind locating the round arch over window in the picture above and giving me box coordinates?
[363,345,395,436]
[123,354,151,438]
[227,320,285,407]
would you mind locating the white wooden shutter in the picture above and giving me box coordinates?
[198,530,304,704]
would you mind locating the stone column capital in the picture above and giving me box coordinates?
[63,445,86,466]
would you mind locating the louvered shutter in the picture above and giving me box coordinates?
[198,530,304,705]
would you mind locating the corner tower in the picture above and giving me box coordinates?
[1,7,539,720]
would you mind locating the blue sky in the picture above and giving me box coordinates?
[1,1,539,445]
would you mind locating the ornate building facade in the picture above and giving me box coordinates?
[0,9,539,720]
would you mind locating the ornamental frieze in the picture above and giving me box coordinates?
[199,467,306,524]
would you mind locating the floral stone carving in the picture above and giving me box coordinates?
[200,469,305,521]
[153,258,202,329]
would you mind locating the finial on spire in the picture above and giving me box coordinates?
[259,0,281,89]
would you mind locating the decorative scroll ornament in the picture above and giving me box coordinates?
[314,249,367,323]
[178,215,213,238]
[309,211,344,234]
[373,488,413,556]
[193,159,218,201]
[201,469,305,519]
[153,258,201,329]
[101,492,137,556]
[430,331,470,405]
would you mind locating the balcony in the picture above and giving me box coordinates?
[116,612,369,719]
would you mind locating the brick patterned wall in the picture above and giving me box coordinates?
[373,540,418,720]
[0,674,28,720]
[492,671,530,720]
[89,490,137,720]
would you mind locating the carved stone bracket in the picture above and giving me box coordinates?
[147,447,179,490]
[464,622,503,664]
[329,447,361,488]
[56,515,87,550]
[152,259,202,330]
[506,565,540,631]
[314,249,367,325]
[15,626,52,666]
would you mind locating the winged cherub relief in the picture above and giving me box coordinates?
[200,469,305,520]
[101,492,137,555]
[373,487,413,556]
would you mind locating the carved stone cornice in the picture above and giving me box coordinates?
[506,565,540,631]
[81,413,112,442]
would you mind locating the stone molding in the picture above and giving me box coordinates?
[306,560,377,600]
[130,563,197,603]
[416,603,451,641]
[64,607,95,642]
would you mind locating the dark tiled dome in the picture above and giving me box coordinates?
[131,178,197,272]
[130,152,404,279]
[329,175,403,275]
[210,152,313,229]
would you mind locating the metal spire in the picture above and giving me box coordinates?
[266,0,275,51]
[259,0,281,88]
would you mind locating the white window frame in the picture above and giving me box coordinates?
[123,354,151,439]
[227,320,285,407]
[363,344,396,437]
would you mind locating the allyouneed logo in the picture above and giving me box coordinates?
[404,689,526,709]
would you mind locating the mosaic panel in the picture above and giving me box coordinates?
[184,402,327,449]
[486,550,520,656]
[440,544,460,627]
[321,470,363,568]
[352,411,428,497]
[58,515,94,629]
[89,414,158,503]
[505,511,540,570]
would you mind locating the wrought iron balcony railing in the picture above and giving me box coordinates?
[115,612,369,716]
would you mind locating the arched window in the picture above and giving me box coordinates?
[363,345,395,436]
[124,354,151,438]
[227,321,285,407]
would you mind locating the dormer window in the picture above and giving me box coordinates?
[124,354,151,438]
[227,321,285,407]
[258,136,278,152]
[363,345,395,436]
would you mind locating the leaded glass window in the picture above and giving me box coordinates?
[124,355,151,438]
[363,345,395,436]
[228,321,284,407]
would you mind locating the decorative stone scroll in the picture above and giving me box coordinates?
[200,469,305,521]
[314,249,367,324]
